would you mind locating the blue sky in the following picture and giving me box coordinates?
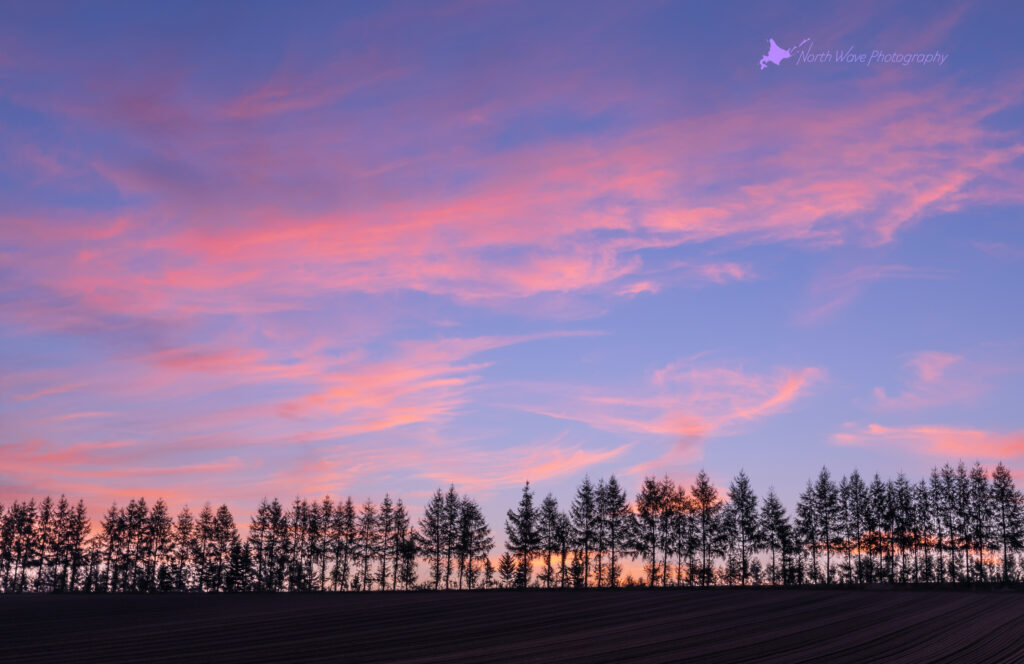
[1,1,1023,525]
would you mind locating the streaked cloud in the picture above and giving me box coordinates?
[835,423,1024,459]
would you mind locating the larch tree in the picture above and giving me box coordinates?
[760,488,790,586]
[505,482,541,588]
[537,493,561,588]
[570,476,598,587]
[726,470,760,586]
[418,489,447,590]
[377,494,395,591]
[356,498,378,591]
[992,462,1023,583]
[598,475,630,588]
[691,470,722,587]
[331,497,357,591]
[497,551,517,588]
[814,467,840,584]
[632,476,665,587]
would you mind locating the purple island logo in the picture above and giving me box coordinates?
[760,37,949,69]
[759,38,810,70]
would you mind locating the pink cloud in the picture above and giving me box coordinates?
[872,349,1023,411]
[3,69,1021,340]
[798,264,948,324]
[694,262,755,284]
[835,424,1024,459]
[511,362,824,473]
[419,439,631,493]
[1,4,1022,520]
[975,242,1024,261]
[907,351,960,383]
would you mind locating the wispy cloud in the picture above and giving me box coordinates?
[834,423,1024,459]
[798,264,948,324]
[511,361,824,474]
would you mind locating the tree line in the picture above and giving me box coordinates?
[2,461,1023,592]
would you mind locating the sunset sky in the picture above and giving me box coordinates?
[2,1,1023,527]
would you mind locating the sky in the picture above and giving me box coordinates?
[2,1,1023,529]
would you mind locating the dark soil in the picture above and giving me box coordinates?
[3,587,1024,663]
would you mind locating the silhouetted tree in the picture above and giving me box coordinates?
[397,527,419,589]
[5,464,1024,594]
[377,494,395,591]
[992,462,1023,583]
[796,481,819,583]
[505,482,540,588]
[570,476,598,587]
[173,506,197,591]
[968,463,992,581]
[840,471,868,583]
[554,511,573,588]
[497,551,516,588]
[442,486,460,590]
[598,475,631,588]
[418,489,447,590]
[760,489,790,586]
[287,498,312,592]
[725,471,760,586]
[143,499,173,592]
[99,502,123,592]
[537,493,561,588]
[456,496,492,589]
[691,470,722,586]
[356,499,378,591]
[331,497,357,591]
[814,467,841,584]
[483,556,496,588]
[226,540,252,592]
[390,498,411,590]
[195,504,216,591]
[2,500,37,592]
[632,476,665,587]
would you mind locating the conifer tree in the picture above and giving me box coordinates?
[554,511,573,588]
[377,494,395,591]
[760,489,789,586]
[356,499,378,591]
[172,506,196,591]
[418,489,446,590]
[968,463,993,581]
[456,496,492,589]
[497,551,516,588]
[598,475,631,588]
[331,497,357,591]
[796,481,819,583]
[814,467,840,584]
[211,504,238,591]
[726,471,760,586]
[483,556,496,589]
[390,498,411,590]
[691,470,722,586]
[398,527,419,590]
[143,499,173,592]
[537,494,561,588]
[570,476,598,586]
[34,496,54,592]
[100,502,123,592]
[195,504,217,591]
[992,462,1023,583]
[632,476,664,587]
[442,485,460,589]
[505,482,540,588]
